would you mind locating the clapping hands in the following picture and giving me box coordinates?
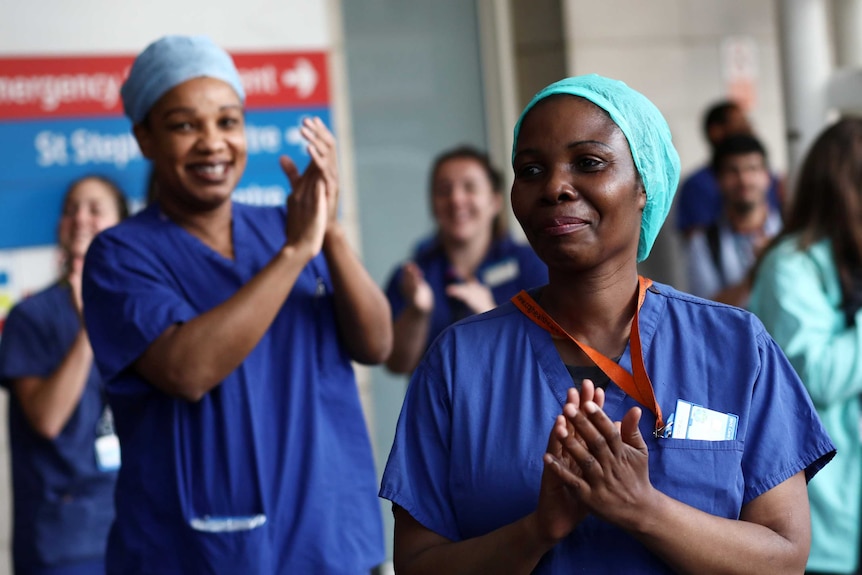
[536,380,655,543]
[281,117,339,258]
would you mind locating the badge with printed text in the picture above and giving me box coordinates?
[669,399,738,441]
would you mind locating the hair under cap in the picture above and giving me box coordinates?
[121,35,246,124]
[512,74,680,262]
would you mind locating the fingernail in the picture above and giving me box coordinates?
[584,401,597,414]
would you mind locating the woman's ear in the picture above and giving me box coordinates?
[133,122,155,160]
[637,181,647,212]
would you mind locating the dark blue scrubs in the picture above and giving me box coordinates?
[82,203,384,575]
[676,165,782,232]
[0,283,116,575]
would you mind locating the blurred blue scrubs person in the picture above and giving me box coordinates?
[385,146,547,374]
[0,176,127,575]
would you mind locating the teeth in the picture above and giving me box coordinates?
[194,164,226,176]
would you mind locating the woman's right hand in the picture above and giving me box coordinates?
[401,262,434,314]
[67,255,85,319]
[280,155,329,259]
[534,381,605,544]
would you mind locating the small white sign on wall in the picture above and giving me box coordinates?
[721,35,759,111]
[0,247,59,339]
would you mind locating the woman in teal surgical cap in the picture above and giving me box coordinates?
[81,35,391,574]
[379,75,834,573]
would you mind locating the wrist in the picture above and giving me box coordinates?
[279,242,316,266]
[406,303,432,316]
[76,329,94,358]
[622,487,664,537]
[523,512,562,556]
[323,220,346,247]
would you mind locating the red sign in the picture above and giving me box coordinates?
[233,52,330,109]
[0,50,329,120]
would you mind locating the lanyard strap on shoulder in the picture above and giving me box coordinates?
[512,276,664,433]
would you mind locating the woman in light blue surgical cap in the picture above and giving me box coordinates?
[81,35,392,574]
[380,74,834,574]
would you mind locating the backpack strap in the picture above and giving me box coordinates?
[705,222,725,284]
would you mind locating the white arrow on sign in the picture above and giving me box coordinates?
[281,58,318,98]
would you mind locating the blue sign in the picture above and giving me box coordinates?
[0,107,330,248]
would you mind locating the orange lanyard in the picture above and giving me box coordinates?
[512,276,664,435]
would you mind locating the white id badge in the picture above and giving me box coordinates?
[95,434,121,472]
[670,399,738,440]
[481,258,520,288]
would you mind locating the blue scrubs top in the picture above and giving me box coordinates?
[82,203,384,575]
[385,234,548,349]
[0,283,116,572]
[380,283,835,573]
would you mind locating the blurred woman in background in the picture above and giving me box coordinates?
[750,117,862,575]
[0,175,127,575]
[384,145,547,373]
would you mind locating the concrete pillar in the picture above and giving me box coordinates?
[776,0,833,179]
[828,0,862,117]
[834,0,862,67]
[477,0,519,181]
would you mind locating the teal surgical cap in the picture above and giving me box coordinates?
[512,74,680,262]
[121,35,246,124]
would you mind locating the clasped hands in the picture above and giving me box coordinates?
[534,379,657,546]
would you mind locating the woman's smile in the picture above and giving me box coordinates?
[539,216,590,236]
[187,160,232,183]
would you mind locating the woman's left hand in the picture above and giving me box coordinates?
[300,117,339,230]
[551,403,659,527]
[534,382,605,543]
[445,279,496,314]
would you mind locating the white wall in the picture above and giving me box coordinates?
[560,0,788,288]
[0,1,331,53]
[561,0,786,178]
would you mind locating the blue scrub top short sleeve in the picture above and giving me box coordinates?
[82,203,384,574]
[83,228,198,388]
[380,282,834,573]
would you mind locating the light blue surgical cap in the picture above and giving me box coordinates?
[512,74,680,262]
[121,35,246,124]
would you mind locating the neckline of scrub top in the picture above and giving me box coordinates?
[512,275,665,436]
[155,201,249,267]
